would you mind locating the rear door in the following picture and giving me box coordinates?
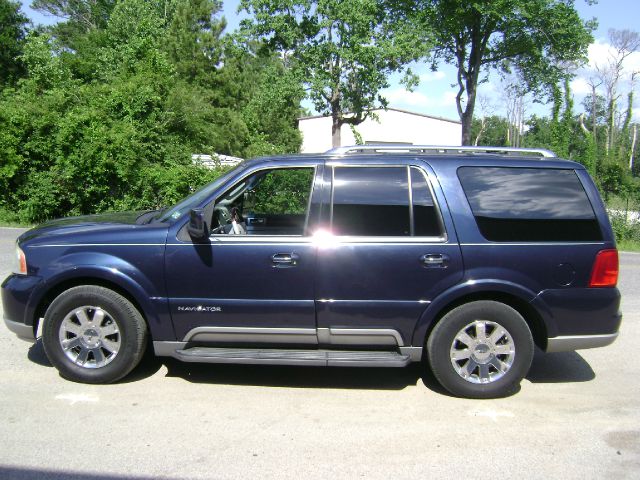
[314,161,464,347]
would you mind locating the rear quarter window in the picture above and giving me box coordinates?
[457,167,602,242]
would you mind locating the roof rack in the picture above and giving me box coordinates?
[325,145,557,158]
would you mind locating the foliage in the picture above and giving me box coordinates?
[470,115,509,146]
[609,212,640,249]
[0,0,303,224]
[0,0,29,86]
[248,168,314,215]
[409,0,593,145]
[239,0,423,147]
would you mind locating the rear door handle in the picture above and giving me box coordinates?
[420,253,449,268]
[272,253,299,267]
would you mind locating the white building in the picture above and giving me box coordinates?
[192,153,244,168]
[298,107,462,153]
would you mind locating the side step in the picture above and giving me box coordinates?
[173,347,411,367]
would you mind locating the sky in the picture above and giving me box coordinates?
[18,0,640,121]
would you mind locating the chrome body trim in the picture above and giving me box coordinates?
[320,327,404,347]
[460,242,605,247]
[154,341,187,356]
[3,317,36,342]
[181,326,406,347]
[183,326,318,344]
[325,145,557,158]
[399,346,423,362]
[546,333,619,352]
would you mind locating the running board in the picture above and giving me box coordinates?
[173,347,411,367]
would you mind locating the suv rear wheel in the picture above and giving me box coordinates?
[42,286,147,384]
[427,301,534,399]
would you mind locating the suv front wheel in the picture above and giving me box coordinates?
[42,285,148,384]
[427,301,534,399]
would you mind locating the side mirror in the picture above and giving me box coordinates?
[187,208,208,240]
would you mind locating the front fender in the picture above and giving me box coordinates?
[410,279,538,347]
[29,252,173,341]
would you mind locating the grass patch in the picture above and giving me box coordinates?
[0,208,31,228]
[617,239,640,252]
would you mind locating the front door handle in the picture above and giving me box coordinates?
[272,253,299,267]
[420,253,449,268]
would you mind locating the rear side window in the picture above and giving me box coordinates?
[332,167,410,236]
[457,167,602,242]
[331,166,443,237]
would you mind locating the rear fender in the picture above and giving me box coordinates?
[411,279,538,347]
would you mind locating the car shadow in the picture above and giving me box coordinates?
[526,348,595,383]
[0,465,163,480]
[27,341,595,390]
[161,358,427,391]
[27,338,52,367]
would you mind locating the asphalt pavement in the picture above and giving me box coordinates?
[0,227,638,479]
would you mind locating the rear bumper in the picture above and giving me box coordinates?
[532,287,622,341]
[546,332,618,352]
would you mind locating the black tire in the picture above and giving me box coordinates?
[42,285,148,384]
[427,301,534,399]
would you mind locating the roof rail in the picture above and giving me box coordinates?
[325,145,557,158]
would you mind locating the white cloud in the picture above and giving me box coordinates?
[419,71,446,83]
[434,90,458,108]
[586,39,640,73]
[570,77,592,95]
[382,88,431,108]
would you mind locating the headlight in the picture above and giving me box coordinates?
[12,244,27,275]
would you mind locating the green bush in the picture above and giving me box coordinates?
[609,211,640,245]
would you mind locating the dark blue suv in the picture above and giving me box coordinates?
[2,146,622,398]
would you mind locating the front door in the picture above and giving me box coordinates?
[314,163,463,348]
[165,164,321,346]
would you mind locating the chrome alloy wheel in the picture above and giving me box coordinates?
[58,306,120,368]
[449,320,515,384]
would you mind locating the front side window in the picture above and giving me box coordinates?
[457,167,602,242]
[213,167,315,236]
[330,166,443,237]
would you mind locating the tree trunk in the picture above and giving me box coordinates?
[461,111,473,146]
[631,124,637,170]
[591,84,597,139]
[331,112,341,148]
[459,77,477,146]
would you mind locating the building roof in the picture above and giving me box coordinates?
[297,107,461,125]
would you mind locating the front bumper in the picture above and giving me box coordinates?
[3,317,36,342]
[1,274,43,343]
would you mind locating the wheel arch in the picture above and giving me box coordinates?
[31,268,168,341]
[412,283,547,352]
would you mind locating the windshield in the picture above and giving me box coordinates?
[156,165,246,222]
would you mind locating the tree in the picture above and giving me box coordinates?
[239,0,423,147]
[164,0,226,84]
[412,0,593,145]
[593,29,640,155]
[31,0,116,42]
[0,0,29,86]
[471,115,509,146]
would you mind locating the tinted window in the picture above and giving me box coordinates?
[457,167,602,241]
[214,167,314,236]
[332,167,410,236]
[246,168,314,215]
[411,167,442,237]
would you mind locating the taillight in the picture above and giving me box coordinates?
[589,249,618,287]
